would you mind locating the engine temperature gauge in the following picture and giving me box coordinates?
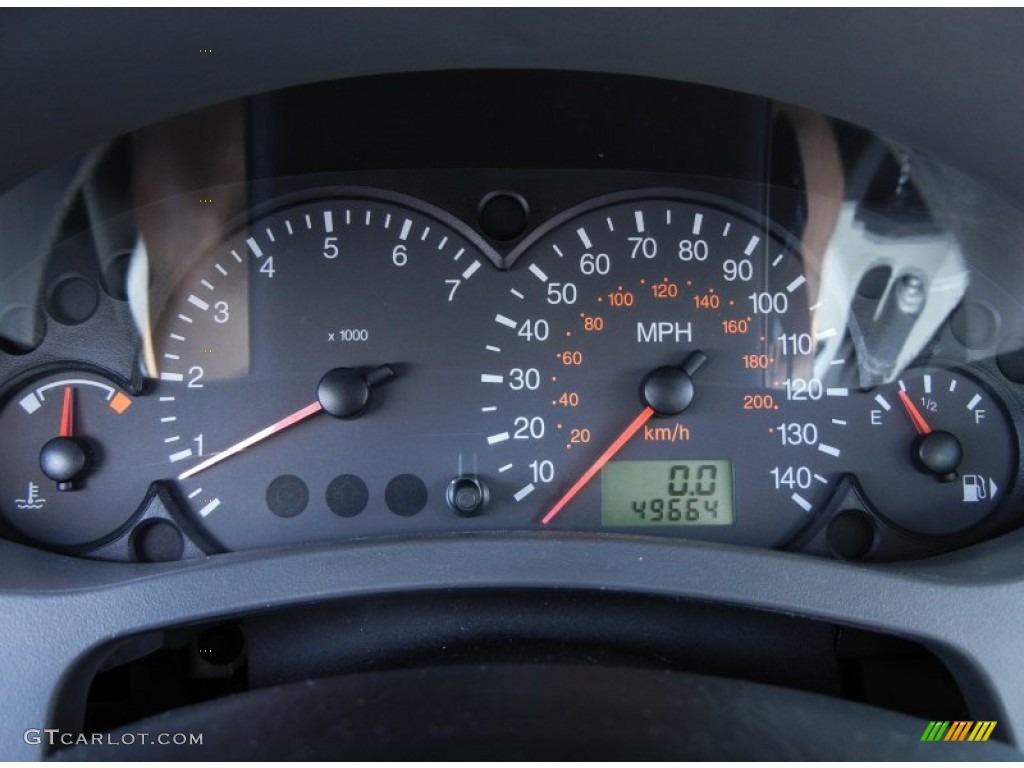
[0,371,155,549]
[855,369,1017,536]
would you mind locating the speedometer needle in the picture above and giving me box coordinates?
[541,406,654,525]
[898,389,932,435]
[541,350,707,525]
[178,401,323,480]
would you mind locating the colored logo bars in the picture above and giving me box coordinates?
[921,721,997,742]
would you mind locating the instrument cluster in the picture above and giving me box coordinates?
[1,71,1022,563]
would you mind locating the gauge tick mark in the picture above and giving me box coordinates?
[786,275,806,293]
[198,498,221,517]
[187,295,209,312]
[513,483,536,502]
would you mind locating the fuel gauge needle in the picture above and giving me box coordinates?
[898,389,932,435]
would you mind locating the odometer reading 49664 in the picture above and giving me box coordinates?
[602,460,734,526]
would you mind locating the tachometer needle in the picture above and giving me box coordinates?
[541,406,655,525]
[178,401,323,481]
[176,365,396,482]
[898,389,932,435]
[59,386,74,437]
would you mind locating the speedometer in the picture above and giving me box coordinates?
[476,192,835,547]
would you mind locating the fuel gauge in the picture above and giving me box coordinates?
[0,371,156,549]
[855,368,1017,536]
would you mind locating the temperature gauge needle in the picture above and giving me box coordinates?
[178,401,323,480]
[40,385,91,491]
[541,406,655,525]
[898,389,932,435]
[59,386,74,437]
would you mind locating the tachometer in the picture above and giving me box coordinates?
[152,193,500,551]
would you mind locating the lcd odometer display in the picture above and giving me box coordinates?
[602,460,734,526]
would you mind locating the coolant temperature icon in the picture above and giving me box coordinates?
[962,474,997,504]
[14,481,46,510]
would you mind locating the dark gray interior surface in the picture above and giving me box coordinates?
[2,9,1023,204]
[48,665,1024,761]
[2,8,1024,759]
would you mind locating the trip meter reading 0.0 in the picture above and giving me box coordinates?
[477,194,839,548]
[602,460,735,527]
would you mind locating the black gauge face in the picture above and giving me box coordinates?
[0,371,154,548]
[475,195,825,547]
[153,197,500,550]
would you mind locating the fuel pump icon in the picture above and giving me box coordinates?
[962,474,997,503]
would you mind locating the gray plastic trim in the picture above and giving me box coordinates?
[2,530,1024,757]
